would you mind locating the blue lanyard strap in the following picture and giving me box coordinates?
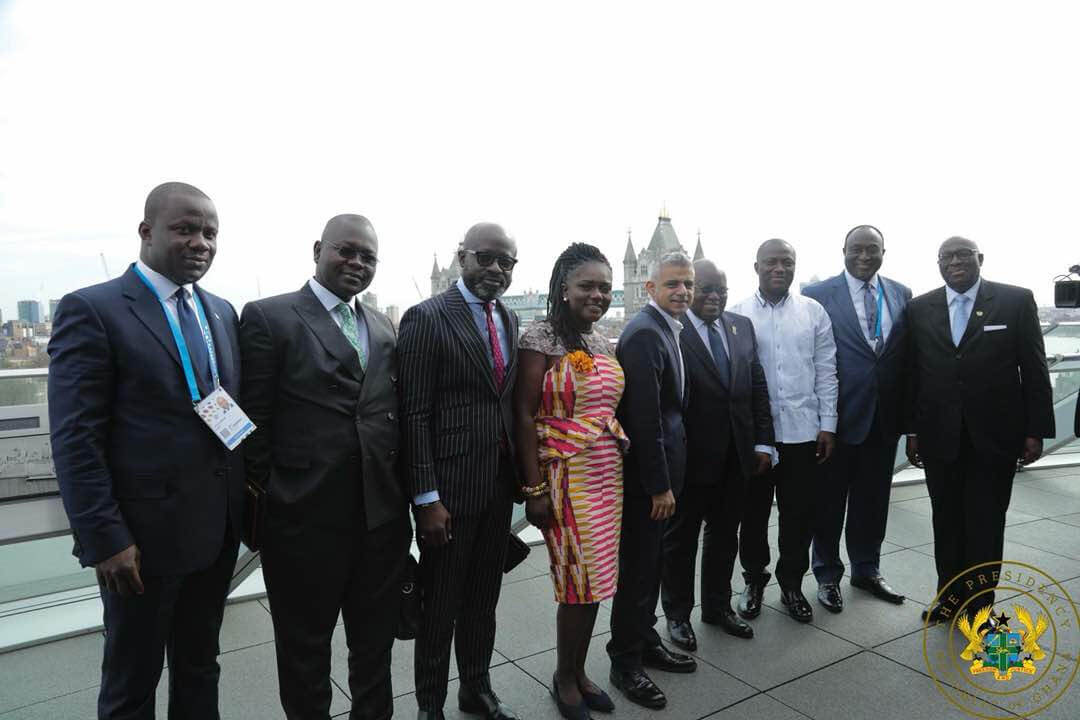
[132,265,220,404]
[873,282,884,340]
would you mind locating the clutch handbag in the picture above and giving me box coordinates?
[504,531,531,573]
[242,477,268,551]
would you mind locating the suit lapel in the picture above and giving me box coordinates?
[681,321,721,384]
[441,286,499,394]
[927,287,952,348]
[719,312,739,386]
[123,267,182,372]
[831,273,876,361]
[497,300,518,398]
[643,305,683,397]
[293,284,365,384]
[356,303,387,403]
[959,281,994,348]
[194,287,235,390]
[879,276,905,354]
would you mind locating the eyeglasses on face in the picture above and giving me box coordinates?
[465,249,518,271]
[328,243,379,265]
[698,285,728,297]
[938,249,977,263]
[845,244,883,257]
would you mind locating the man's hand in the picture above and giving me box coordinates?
[650,490,676,521]
[752,451,772,477]
[525,495,555,530]
[96,544,144,597]
[815,431,835,464]
[1020,437,1043,466]
[416,502,452,546]
[905,436,923,468]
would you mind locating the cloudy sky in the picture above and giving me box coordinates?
[1,0,1078,322]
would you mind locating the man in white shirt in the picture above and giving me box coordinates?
[730,239,838,624]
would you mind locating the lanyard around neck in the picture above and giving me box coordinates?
[873,282,884,340]
[132,264,220,404]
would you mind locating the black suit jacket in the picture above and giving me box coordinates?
[906,280,1054,462]
[239,284,406,532]
[616,304,688,497]
[47,265,244,576]
[681,312,774,484]
[398,285,519,517]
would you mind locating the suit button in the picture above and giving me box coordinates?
[329,384,339,391]
[349,454,358,462]
[955,354,961,360]
[214,468,226,478]
[386,412,396,421]
[390,374,398,384]
[389,449,398,458]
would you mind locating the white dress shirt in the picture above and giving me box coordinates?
[647,299,686,398]
[686,308,774,458]
[844,270,894,347]
[308,277,370,359]
[136,259,196,323]
[730,291,839,444]
[456,278,510,367]
[945,277,982,335]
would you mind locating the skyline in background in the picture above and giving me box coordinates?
[2,1,1079,322]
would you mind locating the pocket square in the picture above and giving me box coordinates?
[984,324,1007,332]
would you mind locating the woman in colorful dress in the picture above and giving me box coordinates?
[514,243,628,720]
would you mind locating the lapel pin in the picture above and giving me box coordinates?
[731,325,737,335]
[975,310,983,317]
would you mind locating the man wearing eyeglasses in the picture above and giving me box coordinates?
[905,236,1053,624]
[802,226,911,615]
[399,223,521,720]
[239,214,411,719]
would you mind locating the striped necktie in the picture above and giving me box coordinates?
[335,302,367,370]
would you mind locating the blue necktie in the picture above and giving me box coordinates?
[707,322,730,388]
[175,288,213,396]
[864,282,882,356]
[951,294,971,347]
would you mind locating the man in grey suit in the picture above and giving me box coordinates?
[240,215,410,720]
[802,225,910,613]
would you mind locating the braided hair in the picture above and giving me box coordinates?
[546,243,612,353]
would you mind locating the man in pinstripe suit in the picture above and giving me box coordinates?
[399,223,521,720]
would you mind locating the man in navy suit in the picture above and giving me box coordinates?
[608,251,698,711]
[802,226,910,613]
[48,182,244,719]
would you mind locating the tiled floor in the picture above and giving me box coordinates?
[2,466,1079,720]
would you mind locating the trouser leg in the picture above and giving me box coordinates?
[607,491,664,672]
[774,442,820,591]
[845,433,900,580]
[812,440,852,585]
[739,461,776,581]
[701,449,744,611]
[661,483,707,622]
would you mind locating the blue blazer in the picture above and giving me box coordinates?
[802,272,911,445]
[47,265,244,576]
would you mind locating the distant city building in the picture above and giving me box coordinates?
[430,252,461,296]
[622,211,699,317]
[3,320,32,339]
[48,299,61,322]
[17,300,41,325]
[361,291,379,309]
[386,304,401,326]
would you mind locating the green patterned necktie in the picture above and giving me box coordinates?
[335,302,367,370]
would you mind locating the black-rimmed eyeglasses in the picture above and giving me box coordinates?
[938,249,977,263]
[328,243,379,266]
[465,249,518,271]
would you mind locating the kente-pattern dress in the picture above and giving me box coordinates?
[520,321,629,604]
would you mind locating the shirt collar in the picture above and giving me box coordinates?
[685,308,715,331]
[308,277,354,312]
[844,269,879,294]
[648,299,684,332]
[136,259,191,300]
[945,277,981,306]
[754,289,790,308]
[456,277,489,306]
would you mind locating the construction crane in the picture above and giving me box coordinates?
[99,253,111,279]
[412,277,425,300]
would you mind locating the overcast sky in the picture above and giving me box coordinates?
[1,0,1078,322]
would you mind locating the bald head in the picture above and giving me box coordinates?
[314,213,378,301]
[843,225,885,281]
[463,222,514,251]
[457,222,518,301]
[143,182,210,225]
[756,238,795,262]
[690,259,728,321]
[937,236,983,292]
[754,238,796,302]
[322,214,374,244]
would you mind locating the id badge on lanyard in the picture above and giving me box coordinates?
[133,265,255,451]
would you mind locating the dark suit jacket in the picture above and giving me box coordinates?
[616,304,688,497]
[905,280,1054,462]
[47,265,243,576]
[803,273,912,445]
[239,284,406,532]
[681,311,774,485]
[398,285,519,517]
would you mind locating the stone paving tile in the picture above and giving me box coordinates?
[888,483,932,503]
[1053,512,1080,528]
[492,574,611,660]
[218,599,277,654]
[1020,473,1080,500]
[882,506,936,548]
[1003,519,1080,561]
[514,630,758,719]
[0,632,103,714]
[1008,484,1080,518]
[873,549,942,607]
[892,496,1042,527]
[390,661,557,720]
[705,693,811,719]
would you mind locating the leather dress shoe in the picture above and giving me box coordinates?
[851,574,905,604]
[737,574,769,619]
[667,618,697,651]
[609,667,666,710]
[642,643,697,673]
[817,582,844,613]
[458,687,519,720]
[550,674,592,720]
[920,603,951,625]
[780,588,814,623]
[702,607,754,639]
[417,712,446,720]
[579,683,614,713]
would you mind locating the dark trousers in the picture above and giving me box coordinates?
[923,432,1016,615]
[739,442,821,590]
[261,510,411,720]
[415,486,513,712]
[97,532,238,720]
[661,449,744,620]
[607,490,666,672]
[812,418,899,584]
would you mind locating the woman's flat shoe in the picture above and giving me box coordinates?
[579,684,614,713]
[550,675,593,720]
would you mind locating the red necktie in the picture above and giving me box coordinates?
[484,301,506,389]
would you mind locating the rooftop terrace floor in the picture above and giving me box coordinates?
[2,465,1079,719]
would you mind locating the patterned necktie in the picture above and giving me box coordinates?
[335,302,367,370]
[174,288,213,396]
[706,321,730,388]
[864,281,883,356]
[951,294,971,347]
[484,301,507,390]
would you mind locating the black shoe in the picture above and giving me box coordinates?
[550,675,592,720]
[578,682,614,713]
[780,588,813,623]
[666,618,697,651]
[737,572,769,619]
[417,712,446,720]
[458,688,519,720]
[608,667,666,710]
[642,643,697,673]
[921,603,950,625]
[851,574,905,604]
[817,582,844,613]
[702,607,754,639]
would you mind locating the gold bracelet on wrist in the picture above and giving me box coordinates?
[522,482,549,499]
